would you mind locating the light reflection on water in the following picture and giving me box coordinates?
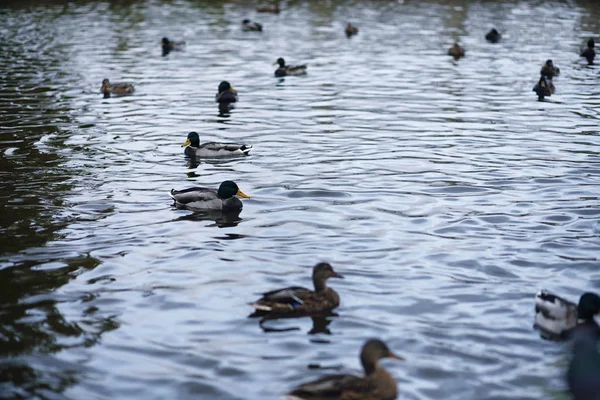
[1,0,599,399]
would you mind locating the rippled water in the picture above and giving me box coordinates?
[1,0,600,399]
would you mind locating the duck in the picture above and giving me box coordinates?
[257,0,280,13]
[345,23,359,38]
[100,79,134,98]
[169,181,249,211]
[182,131,251,158]
[448,42,465,59]
[485,28,501,43]
[249,263,343,317]
[215,81,238,104]
[274,57,307,77]
[540,59,560,78]
[534,290,600,339]
[532,75,554,100]
[161,37,185,56]
[242,19,263,32]
[581,38,595,65]
[567,320,600,400]
[287,339,403,400]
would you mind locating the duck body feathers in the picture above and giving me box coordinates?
[100,79,134,98]
[250,286,340,317]
[533,76,554,100]
[242,20,263,31]
[581,48,595,65]
[534,290,578,338]
[185,142,251,158]
[169,187,242,211]
[448,43,465,59]
[275,65,307,77]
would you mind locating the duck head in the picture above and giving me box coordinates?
[218,81,235,94]
[274,57,285,67]
[182,131,200,148]
[218,181,249,200]
[312,262,343,292]
[360,339,404,375]
[578,292,600,321]
[588,38,595,49]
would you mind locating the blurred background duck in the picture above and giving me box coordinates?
[485,28,501,43]
[161,37,185,56]
[581,38,595,65]
[100,79,134,98]
[287,339,403,400]
[274,57,307,77]
[345,23,359,38]
[257,0,280,13]
[448,42,465,59]
[242,19,262,31]
[215,81,238,104]
[182,131,251,157]
[540,59,560,78]
[249,263,343,318]
[534,291,600,339]
[533,76,554,101]
[169,181,249,211]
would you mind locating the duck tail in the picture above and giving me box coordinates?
[169,189,176,200]
[240,145,252,155]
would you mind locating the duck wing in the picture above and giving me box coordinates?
[287,374,362,399]
[197,142,252,156]
[169,187,218,205]
[287,65,307,75]
[534,290,578,337]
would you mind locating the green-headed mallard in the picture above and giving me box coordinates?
[100,79,134,98]
[242,19,263,32]
[250,263,343,317]
[345,23,359,38]
[533,75,554,100]
[485,28,501,43]
[534,290,600,339]
[581,38,595,65]
[257,0,280,13]
[169,180,249,211]
[540,59,560,78]
[287,339,403,400]
[274,57,307,77]
[182,131,251,157]
[161,37,185,56]
[215,81,238,104]
[448,42,465,59]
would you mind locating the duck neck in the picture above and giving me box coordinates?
[313,277,327,293]
[361,357,378,376]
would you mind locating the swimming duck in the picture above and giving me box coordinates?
[215,81,238,104]
[257,0,280,13]
[581,38,595,65]
[448,42,465,59]
[567,321,600,400]
[169,181,249,211]
[242,19,263,32]
[485,28,501,43]
[100,79,134,98]
[533,75,554,100]
[534,291,600,339]
[540,59,560,78]
[274,58,307,77]
[161,37,185,56]
[250,263,343,317]
[287,339,403,400]
[345,23,359,38]
[182,131,251,158]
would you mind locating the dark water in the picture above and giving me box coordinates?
[1,0,599,399]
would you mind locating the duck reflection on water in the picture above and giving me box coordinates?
[256,314,337,335]
[172,209,242,228]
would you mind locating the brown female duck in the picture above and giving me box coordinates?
[287,339,403,400]
[250,263,343,317]
[100,79,134,98]
[448,42,465,60]
[345,23,359,38]
[540,59,559,78]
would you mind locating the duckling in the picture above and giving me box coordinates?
[257,0,280,13]
[485,28,501,43]
[274,57,307,77]
[161,37,185,56]
[215,81,238,104]
[540,59,560,78]
[287,339,403,400]
[533,75,554,100]
[169,181,249,211]
[448,42,465,59]
[534,291,600,339]
[345,23,359,38]
[250,263,343,317]
[581,38,595,65]
[242,19,263,32]
[182,131,251,158]
[100,79,134,98]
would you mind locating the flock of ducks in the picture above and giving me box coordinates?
[97,9,600,398]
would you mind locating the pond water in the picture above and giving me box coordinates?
[1,0,599,399]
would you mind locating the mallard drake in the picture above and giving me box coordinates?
[448,42,465,59]
[534,291,600,339]
[250,263,343,317]
[257,0,280,13]
[215,81,238,104]
[274,58,307,77]
[287,339,403,400]
[242,19,263,32]
[100,79,134,98]
[485,28,501,43]
[533,75,554,100]
[182,131,251,158]
[540,59,560,77]
[169,181,249,211]
[345,23,359,38]
[581,38,595,65]
[567,321,600,400]
[161,37,185,56]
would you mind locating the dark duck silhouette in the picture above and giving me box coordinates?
[485,28,501,43]
[274,57,307,77]
[581,38,595,65]
[448,42,465,60]
[242,19,263,32]
[345,23,359,38]
[215,81,238,104]
[532,75,554,100]
[161,37,185,56]
[540,59,560,78]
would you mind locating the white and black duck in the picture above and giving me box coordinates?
[182,131,251,158]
